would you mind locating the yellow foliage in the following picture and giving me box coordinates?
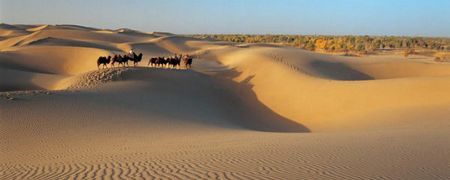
[315,38,327,50]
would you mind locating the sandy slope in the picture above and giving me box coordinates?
[204,47,450,131]
[1,24,450,179]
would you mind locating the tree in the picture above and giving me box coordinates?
[315,38,327,50]
[305,41,315,51]
[356,44,365,52]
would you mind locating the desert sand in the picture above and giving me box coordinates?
[1,24,450,179]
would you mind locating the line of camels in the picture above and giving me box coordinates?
[97,52,193,69]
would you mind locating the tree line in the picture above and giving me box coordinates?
[191,35,450,53]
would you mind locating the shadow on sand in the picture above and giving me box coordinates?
[210,67,310,133]
[98,67,311,133]
[309,60,373,80]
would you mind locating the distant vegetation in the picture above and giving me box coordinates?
[191,34,450,60]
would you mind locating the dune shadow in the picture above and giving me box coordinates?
[91,67,310,133]
[211,67,310,133]
[26,37,123,52]
[309,60,373,80]
[0,67,53,92]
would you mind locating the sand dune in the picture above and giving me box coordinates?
[21,25,153,44]
[1,24,450,179]
[0,66,65,91]
[23,37,121,51]
[151,36,200,53]
[123,41,172,58]
[1,46,112,75]
[204,47,450,131]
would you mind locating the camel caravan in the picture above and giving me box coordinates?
[97,49,194,70]
[97,52,143,69]
[148,54,193,69]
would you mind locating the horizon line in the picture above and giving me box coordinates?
[3,22,450,39]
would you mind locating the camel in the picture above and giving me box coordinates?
[182,55,193,69]
[97,56,111,69]
[128,53,143,66]
[148,57,158,67]
[111,55,128,67]
[148,56,168,68]
[167,56,181,69]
